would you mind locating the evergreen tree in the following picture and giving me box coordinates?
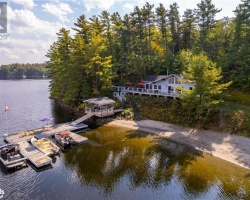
[46,28,72,103]
[195,0,222,57]
[168,3,181,54]
[181,9,197,50]
[156,3,169,54]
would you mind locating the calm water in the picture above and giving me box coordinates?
[0,80,250,200]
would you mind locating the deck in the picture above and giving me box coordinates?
[127,87,180,98]
[4,123,88,143]
[69,132,88,144]
[3,122,89,169]
[18,141,52,168]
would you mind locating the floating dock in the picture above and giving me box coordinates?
[4,122,88,143]
[3,120,89,170]
[69,132,88,144]
[18,141,52,168]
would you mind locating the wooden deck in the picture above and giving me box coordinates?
[69,132,88,144]
[114,109,124,113]
[127,87,179,98]
[4,123,88,144]
[2,122,89,170]
[18,141,52,168]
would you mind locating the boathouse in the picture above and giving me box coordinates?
[83,97,116,117]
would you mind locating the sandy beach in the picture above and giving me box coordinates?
[107,119,250,170]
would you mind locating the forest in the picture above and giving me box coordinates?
[46,0,250,107]
[0,63,48,79]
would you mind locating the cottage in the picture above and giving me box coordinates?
[140,74,194,95]
[114,74,194,101]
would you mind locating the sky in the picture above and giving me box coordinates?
[0,0,242,65]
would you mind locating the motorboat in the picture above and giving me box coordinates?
[55,131,73,147]
[0,143,27,169]
[55,131,88,147]
[31,134,60,156]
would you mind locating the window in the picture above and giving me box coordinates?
[189,87,193,90]
[168,78,174,84]
[154,85,157,89]
[158,85,161,89]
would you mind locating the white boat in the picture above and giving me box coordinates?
[31,134,60,156]
[0,143,27,169]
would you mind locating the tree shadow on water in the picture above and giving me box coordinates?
[129,120,250,170]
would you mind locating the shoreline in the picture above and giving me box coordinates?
[107,119,250,170]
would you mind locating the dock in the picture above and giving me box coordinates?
[69,132,88,144]
[4,122,88,144]
[2,115,91,170]
[18,141,52,168]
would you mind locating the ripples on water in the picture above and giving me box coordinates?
[0,80,250,200]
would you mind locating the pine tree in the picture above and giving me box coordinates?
[46,28,72,103]
[195,0,222,56]
[168,3,181,54]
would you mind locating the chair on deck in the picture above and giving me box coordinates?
[29,130,35,135]
[22,131,28,137]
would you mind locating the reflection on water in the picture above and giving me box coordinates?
[0,80,250,199]
[62,125,250,199]
[0,124,250,200]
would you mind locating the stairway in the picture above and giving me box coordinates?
[113,88,128,102]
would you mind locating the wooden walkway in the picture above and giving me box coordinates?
[114,109,124,113]
[4,123,88,144]
[18,141,52,168]
[69,132,88,144]
[5,134,33,143]
[71,113,94,125]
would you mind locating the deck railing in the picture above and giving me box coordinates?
[85,107,114,117]
[127,87,180,97]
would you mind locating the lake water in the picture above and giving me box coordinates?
[0,79,250,200]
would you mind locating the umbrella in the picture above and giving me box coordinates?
[137,82,144,87]
[125,81,132,85]
[40,117,54,125]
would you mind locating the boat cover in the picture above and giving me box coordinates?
[57,131,70,137]
[34,133,54,139]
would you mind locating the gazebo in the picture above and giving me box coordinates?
[83,97,116,117]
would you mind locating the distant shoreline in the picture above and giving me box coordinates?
[107,119,250,170]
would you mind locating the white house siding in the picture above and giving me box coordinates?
[151,77,193,94]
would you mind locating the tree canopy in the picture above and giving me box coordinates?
[180,51,231,107]
[46,0,250,107]
[0,63,47,79]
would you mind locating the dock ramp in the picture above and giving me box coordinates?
[71,113,94,125]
